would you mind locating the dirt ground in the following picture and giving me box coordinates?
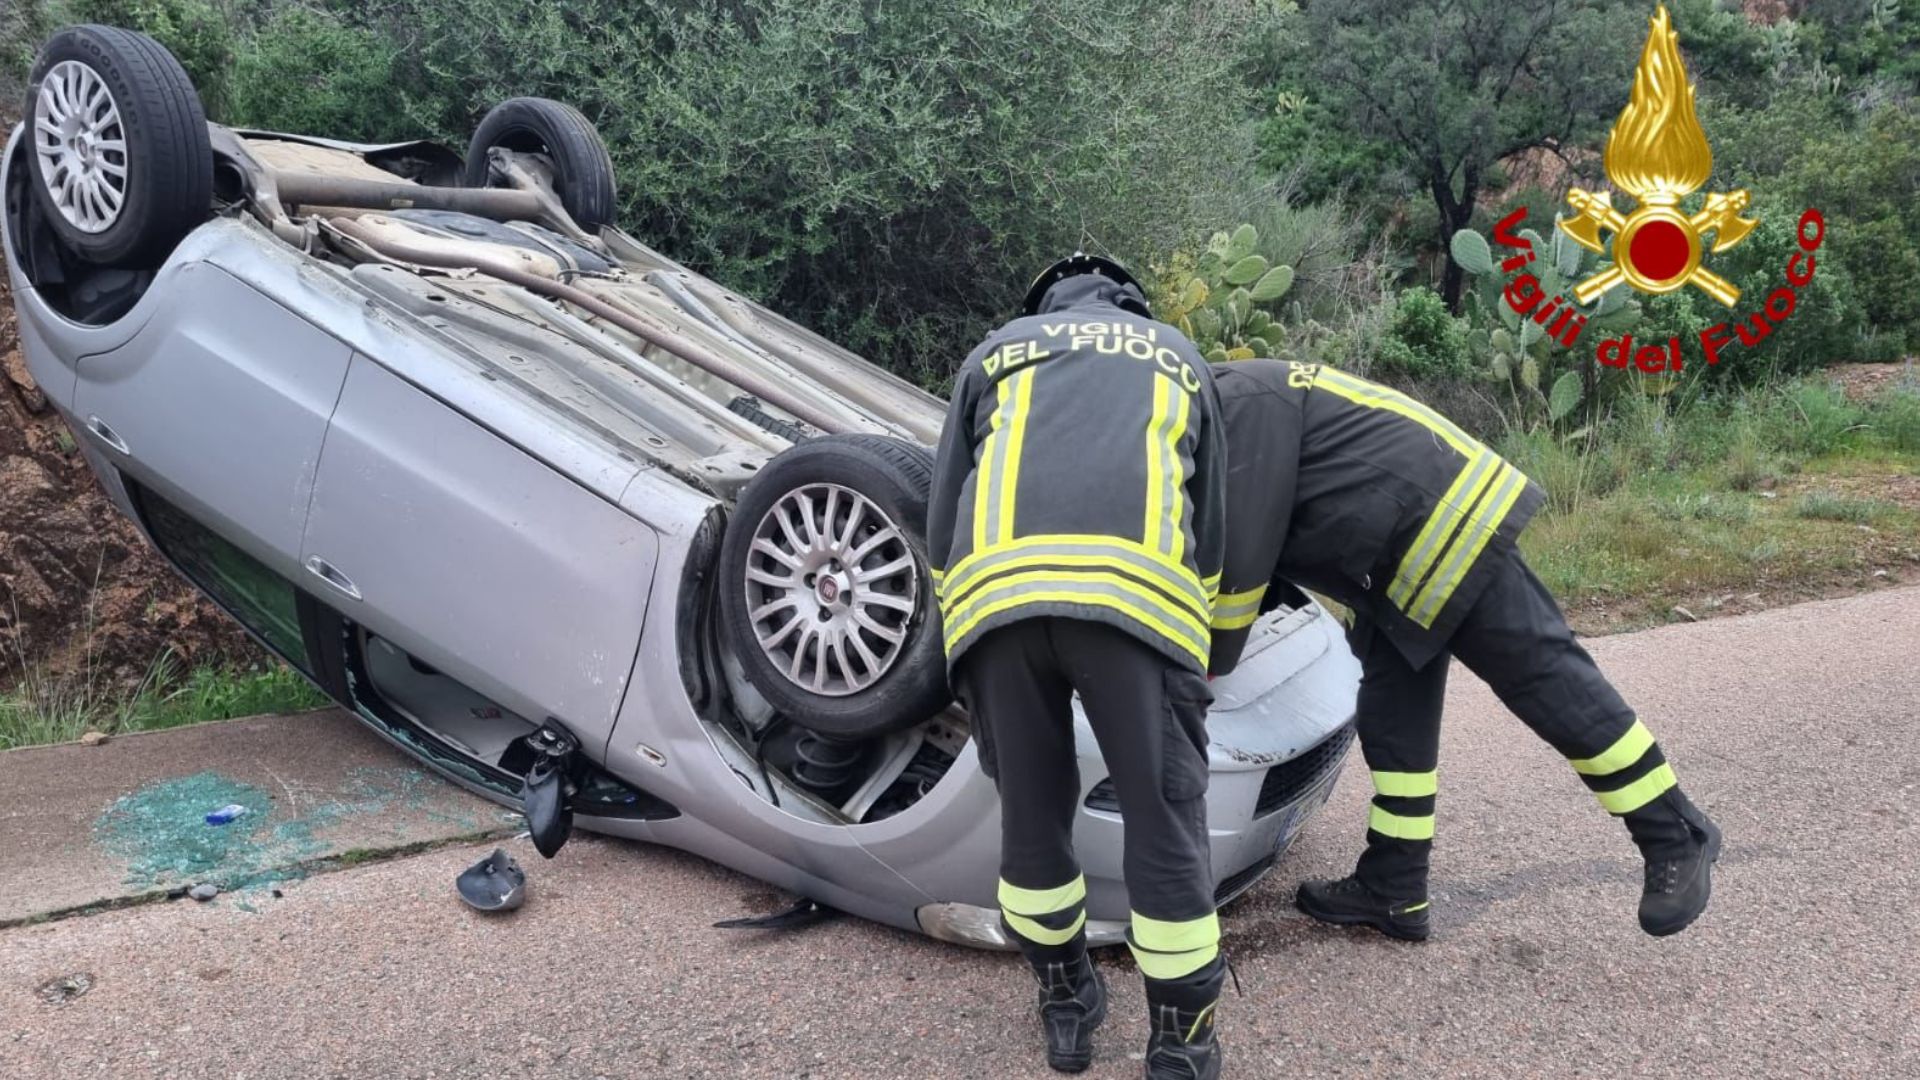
[0,101,254,688]
[1828,360,1918,402]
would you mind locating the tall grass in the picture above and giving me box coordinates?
[0,651,326,750]
[1497,378,1920,517]
[1508,375,1920,628]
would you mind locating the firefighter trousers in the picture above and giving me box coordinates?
[954,617,1221,983]
[1349,546,1681,898]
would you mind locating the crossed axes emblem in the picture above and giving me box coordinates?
[1560,188,1758,307]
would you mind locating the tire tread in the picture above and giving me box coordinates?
[24,24,211,267]
[463,97,617,229]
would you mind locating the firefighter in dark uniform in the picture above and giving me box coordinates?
[929,255,1229,1078]
[1208,358,1721,943]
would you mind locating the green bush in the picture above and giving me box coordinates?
[225,6,407,141]
[1870,383,1920,452]
[341,0,1271,387]
[1782,107,1920,357]
[1626,190,1873,382]
[1372,286,1470,380]
[1,0,55,101]
[58,0,235,117]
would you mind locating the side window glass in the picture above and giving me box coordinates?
[135,487,307,661]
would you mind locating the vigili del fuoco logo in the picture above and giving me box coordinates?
[1469,4,1827,374]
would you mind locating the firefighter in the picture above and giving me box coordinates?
[1208,358,1721,943]
[928,254,1229,1077]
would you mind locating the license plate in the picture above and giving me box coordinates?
[1273,771,1339,852]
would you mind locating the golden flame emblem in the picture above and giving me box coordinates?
[1561,4,1758,306]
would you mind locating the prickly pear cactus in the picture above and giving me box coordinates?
[1152,223,1296,363]
[1448,220,1654,426]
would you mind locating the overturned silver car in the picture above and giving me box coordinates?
[4,25,1359,946]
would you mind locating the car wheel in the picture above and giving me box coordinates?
[24,24,212,268]
[463,97,617,230]
[718,435,953,740]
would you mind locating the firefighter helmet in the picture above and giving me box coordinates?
[1022,252,1149,317]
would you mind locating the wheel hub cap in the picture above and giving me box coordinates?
[743,483,920,697]
[32,60,129,235]
[816,573,844,607]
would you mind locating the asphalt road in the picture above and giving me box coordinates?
[5,586,1917,1078]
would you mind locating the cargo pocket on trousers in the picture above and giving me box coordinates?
[1161,668,1213,802]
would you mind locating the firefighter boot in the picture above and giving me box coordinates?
[1624,787,1722,937]
[1018,938,1108,1072]
[1142,960,1224,1080]
[1294,875,1431,942]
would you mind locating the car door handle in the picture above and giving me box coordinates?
[85,416,130,455]
[304,555,363,601]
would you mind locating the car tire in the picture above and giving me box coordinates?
[718,435,953,740]
[23,24,213,268]
[463,97,617,230]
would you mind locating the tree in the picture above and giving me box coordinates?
[343,0,1271,386]
[1276,1,1645,310]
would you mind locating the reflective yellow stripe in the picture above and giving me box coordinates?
[1312,368,1480,457]
[1371,770,1438,798]
[1211,610,1261,631]
[1214,586,1265,609]
[1004,910,1087,947]
[1165,387,1192,562]
[1407,464,1528,627]
[1398,901,1430,914]
[945,586,1210,669]
[940,552,1208,624]
[1210,584,1266,630]
[1308,366,1524,627]
[1388,451,1500,608]
[1144,377,1171,553]
[995,369,1036,546]
[1202,572,1222,605]
[999,875,1087,915]
[1595,763,1677,814]
[942,533,1205,604]
[1134,942,1219,980]
[973,378,1013,551]
[1131,910,1221,953]
[942,568,1210,647]
[1570,721,1656,776]
[1369,805,1436,840]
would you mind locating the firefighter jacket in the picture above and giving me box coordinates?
[928,275,1227,674]
[1207,358,1544,676]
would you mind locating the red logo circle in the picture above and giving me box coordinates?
[1629,219,1691,282]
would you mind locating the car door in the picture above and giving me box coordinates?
[298,355,660,745]
[70,261,351,580]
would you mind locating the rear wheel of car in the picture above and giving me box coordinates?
[24,24,212,268]
[463,97,617,230]
[718,435,953,740]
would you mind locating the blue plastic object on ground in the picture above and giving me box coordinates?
[204,804,251,826]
